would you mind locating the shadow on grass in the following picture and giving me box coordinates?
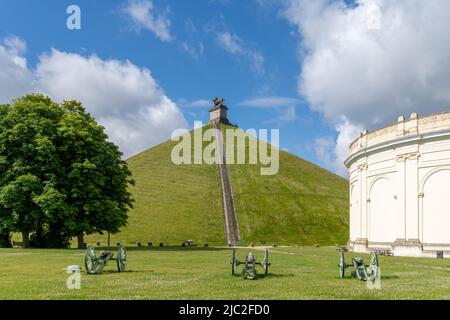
[95,246,232,252]
[339,275,400,281]
[86,269,156,275]
[264,273,295,279]
[379,275,400,280]
[230,273,294,280]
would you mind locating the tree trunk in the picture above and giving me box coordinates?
[21,231,29,248]
[77,233,85,249]
[0,228,11,248]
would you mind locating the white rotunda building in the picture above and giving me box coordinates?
[346,111,450,257]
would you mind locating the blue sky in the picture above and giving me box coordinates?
[0,0,337,169]
[1,0,450,176]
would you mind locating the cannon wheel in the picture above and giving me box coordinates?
[262,249,270,276]
[338,250,345,278]
[117,246,126,272]
[231,249,237,275]
[366,251,379,281]
[85,246,97,274]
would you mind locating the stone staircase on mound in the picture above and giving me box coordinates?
[214,122,241,246]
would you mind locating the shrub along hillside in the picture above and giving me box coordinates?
[86,125,349,246]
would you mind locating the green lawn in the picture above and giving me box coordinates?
[1,246,450,299]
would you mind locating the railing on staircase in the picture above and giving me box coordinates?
[214,122,241,246]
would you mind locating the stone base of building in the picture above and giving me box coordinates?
[348,238,369,253]
[422,243,450,258]
[391,239,423,257]
[347,238,450,258]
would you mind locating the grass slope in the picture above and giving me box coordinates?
[2,246,450,299]
[224,126,349,245]
[86,125,348,247]
[86,126,225,246]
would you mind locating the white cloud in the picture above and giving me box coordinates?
[254,0,279,9]
[177,98,211,109]
[263,105,297,126]
[249,51,265,75]
[312,120,363,176]
[238,96,302,108]
[35,50,187,158]
[181,19,205,60]
[239,96,299,125]
[283,0,450,175]
[181,41,204,60]
[334,119,363,176]
[0,38,187,159]
[3,36,27,56]
[121,0,172,42]
[0,38,33,103]
[216,31,265,74]
[278,105,297,123]
[185,99,211,108]
[216,32,244,55]
[313,136,335,171]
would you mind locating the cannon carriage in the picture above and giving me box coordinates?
[84,246,126,274]
[230,249,271,280]
[337,248,379,281]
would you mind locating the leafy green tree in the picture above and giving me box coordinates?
[0,217,12,248]
[0,94,134,248]
[57,101,134,248]
[0,174,44,247]
[0,95,62,247]
[31,180,71,248]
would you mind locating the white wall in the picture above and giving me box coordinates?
[368,177,397,243]
[422,169,450,245]
[348,129,450,256]
[349,182,360,241]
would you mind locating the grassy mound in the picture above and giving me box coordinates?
[223,125,349,245]
[86,126,225,246]
[86,125,348,246]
